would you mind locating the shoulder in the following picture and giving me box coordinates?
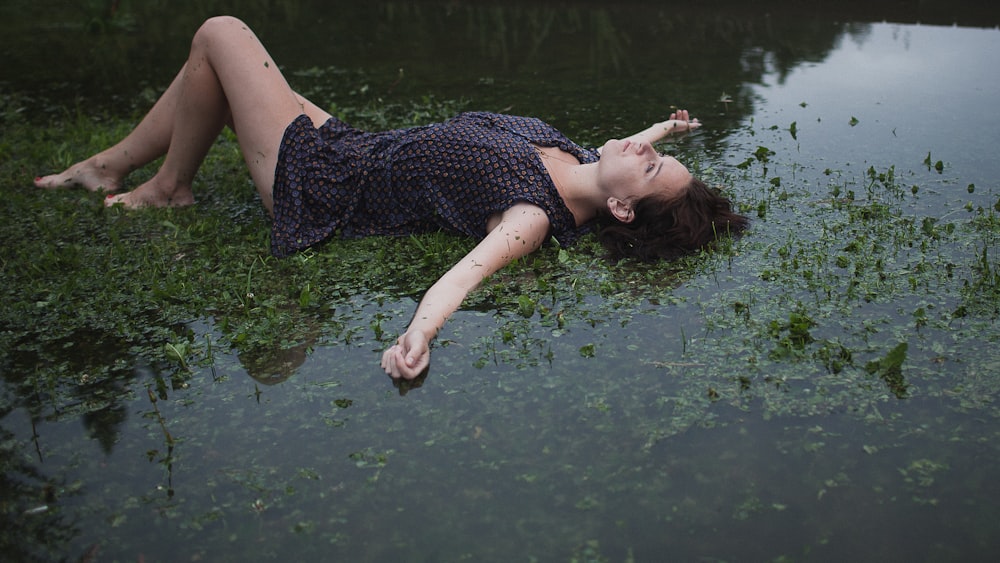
[440,203,549,292]
[480,203,551,263]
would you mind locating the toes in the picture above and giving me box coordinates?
[34,163,121,192]
[33,175,59,189]
[104,193,127,207]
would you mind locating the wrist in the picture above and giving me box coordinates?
[404,321,438,343]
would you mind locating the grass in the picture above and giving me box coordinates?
[3,83,999,419]
[0,88,708,404]
[2,84,1000,561]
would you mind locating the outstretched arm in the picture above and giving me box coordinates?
[623,109,701,146]
[380,202,551,380]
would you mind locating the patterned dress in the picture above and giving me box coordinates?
[270,111,600,258]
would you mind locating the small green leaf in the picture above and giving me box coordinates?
[298,283,312,308]
[517,294,535,318]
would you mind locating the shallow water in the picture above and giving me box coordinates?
[2,1,1000,561]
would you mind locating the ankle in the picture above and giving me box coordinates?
[89,152,129,181]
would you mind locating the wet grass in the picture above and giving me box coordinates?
[0,84,723,402]
[2,80,1000,560]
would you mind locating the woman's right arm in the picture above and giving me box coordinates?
[380,202,551,380]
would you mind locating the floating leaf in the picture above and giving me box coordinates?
[753,145,775,163]
[865,342,909,398]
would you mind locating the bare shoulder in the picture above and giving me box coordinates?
[486,202,550,236]
[497,202,550,248]
[458,203,550,286]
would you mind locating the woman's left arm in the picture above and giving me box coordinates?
[380,202,551,380]
[623,109,700,146]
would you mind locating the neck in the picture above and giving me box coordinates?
[548,161,605,226]
[533,145,607,226]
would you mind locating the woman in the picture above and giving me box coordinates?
[34,16,746,380]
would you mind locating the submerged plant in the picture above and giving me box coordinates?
[865,342,909,399]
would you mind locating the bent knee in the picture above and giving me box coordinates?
[201,15,248,30]
[193,15,251,46]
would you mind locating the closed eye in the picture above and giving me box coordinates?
[648,152,667,174]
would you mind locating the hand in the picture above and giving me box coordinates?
[665,109,700,133]
[380,329,431,380]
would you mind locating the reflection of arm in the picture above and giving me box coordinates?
[381,202,551,379]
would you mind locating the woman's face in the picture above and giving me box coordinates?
[598,139,692,202]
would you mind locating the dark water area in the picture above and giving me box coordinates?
[5,0,1000,127]
[3,1,1000,561]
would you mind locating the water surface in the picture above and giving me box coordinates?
[2,1,999,561]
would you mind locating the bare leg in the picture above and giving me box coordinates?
[36,16,332,212]
[34,62,196,194]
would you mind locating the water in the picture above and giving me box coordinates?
[2,1,1000,561]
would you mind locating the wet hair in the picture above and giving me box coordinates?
[594,177,748,262]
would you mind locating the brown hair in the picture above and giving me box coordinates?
[595,177,748,262]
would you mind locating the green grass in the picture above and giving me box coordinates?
[4,83,1000,562]
[0,90,715,409]
[3,86,1000,423]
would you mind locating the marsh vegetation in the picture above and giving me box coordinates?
[1,1,999,561]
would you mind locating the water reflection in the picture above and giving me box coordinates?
[0,412,81,560]
[2,1,1000,561]
[6,0,997,196]
[2,330,138,453]
[8,1,997,130]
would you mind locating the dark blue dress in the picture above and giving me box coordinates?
[270,111,599,258]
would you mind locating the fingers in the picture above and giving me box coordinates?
[381,345,410,379]
[670,109,692,121]
[668,109,700,132]
[380,335,430,380]
[380,346,394,373]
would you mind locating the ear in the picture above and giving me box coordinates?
[607,197,635,223]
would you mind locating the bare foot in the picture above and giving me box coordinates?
[35,157,124,193]
[104,179,195,209]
